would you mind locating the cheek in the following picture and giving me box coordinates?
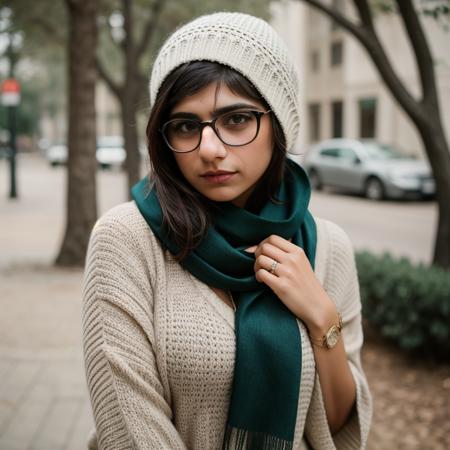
[174,154,194,180]
[238,144,272,186]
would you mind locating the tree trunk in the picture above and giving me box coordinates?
[121,87,141,196]
[97,0,163,196]
[416,121,450,268]
[56,0,98,266]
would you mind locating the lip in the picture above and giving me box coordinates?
[200,170,237,184]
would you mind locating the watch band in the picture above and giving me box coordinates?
[309,312,343,348]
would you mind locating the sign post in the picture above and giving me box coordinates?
[1,79,20,199]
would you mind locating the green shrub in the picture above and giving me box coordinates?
[355,251,450,361]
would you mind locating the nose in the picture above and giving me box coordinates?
[197,125,227,161]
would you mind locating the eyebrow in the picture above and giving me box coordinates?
[169,102,261,120]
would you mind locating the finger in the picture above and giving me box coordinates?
[254,235,296,257]
[254,254,282,274]
[245,245,257,253]
[255,267,282,288]
[254,242,286,262]
[265,234,297,253]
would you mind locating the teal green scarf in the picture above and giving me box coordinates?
[132,159,317,450]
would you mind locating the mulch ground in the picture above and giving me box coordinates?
[362,326,450,450]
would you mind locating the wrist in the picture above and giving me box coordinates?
[305,301,339,339]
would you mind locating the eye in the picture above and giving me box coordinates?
[168,119,199,135]
[220,111,255,128]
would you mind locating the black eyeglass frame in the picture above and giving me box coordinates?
[160,109,272,153]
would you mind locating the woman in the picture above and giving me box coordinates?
[82,12,372,450]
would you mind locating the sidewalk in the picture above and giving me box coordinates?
[0,155,129,450]
[0,267,92,450]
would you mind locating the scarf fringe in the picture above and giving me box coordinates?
[222,425,293,450]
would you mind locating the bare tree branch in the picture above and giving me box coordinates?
[353,0,375,30]
[302,0,365,39]
[395,0,437,106]
[137,72,149,94]
[136,0,165,62]
[32,16,66,46]
[122,0,132,54]
[97,56,122,100]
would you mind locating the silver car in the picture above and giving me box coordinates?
[302,139,435,200]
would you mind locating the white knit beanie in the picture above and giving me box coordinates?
[150,12,300,152]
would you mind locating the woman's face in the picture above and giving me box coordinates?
[169,82,273,208]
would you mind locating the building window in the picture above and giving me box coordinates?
[308,103,321,142]
[332,101,344,138]
[310,50,320,72]
[330,41,343,66]
[359,97,377,138]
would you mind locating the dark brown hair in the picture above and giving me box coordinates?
[146,61,287,261]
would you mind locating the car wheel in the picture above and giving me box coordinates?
[308,169,322,190]
[365,177,384,201]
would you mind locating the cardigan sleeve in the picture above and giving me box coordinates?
[304,219,373,450]
[81,209,187,450]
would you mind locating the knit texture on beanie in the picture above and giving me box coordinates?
[149,12,300,151]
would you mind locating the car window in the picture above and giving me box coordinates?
[338,148,357,160]
[363,142,409,160]
[319,148,340,157]
[97,137,124,148]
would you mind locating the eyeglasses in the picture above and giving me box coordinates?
[160,109,271,153]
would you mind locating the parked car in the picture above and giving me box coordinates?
[46,143,68,166]
[96,136,126,169]
[45,136,127,169]
[303,139,435,200]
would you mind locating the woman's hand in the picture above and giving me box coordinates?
[247,235,358,434]
[246,234,337,336]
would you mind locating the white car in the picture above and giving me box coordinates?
[46,144,68,166]
[46,137,127,169]
[96,136,126,169]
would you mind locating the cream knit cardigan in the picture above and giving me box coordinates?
[82,201,372,450]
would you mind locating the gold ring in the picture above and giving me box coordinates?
[269,260,278,275]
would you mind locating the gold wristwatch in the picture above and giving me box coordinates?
[309,313,343,349]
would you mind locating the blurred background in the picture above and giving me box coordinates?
[0,0,449,449]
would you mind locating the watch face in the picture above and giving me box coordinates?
[326,325,340,348]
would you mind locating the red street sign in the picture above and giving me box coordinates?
[1,79,20,106]
[1,79,20,93]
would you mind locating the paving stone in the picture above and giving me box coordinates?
[66,398,95,450]
[0,359,17,380]
[0,355,92,450]
[0,361,43,433]
[0,368,53,450]
[30,397,82,450]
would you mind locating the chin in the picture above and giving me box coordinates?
[204,194,237,203]
[199,189,242,204]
